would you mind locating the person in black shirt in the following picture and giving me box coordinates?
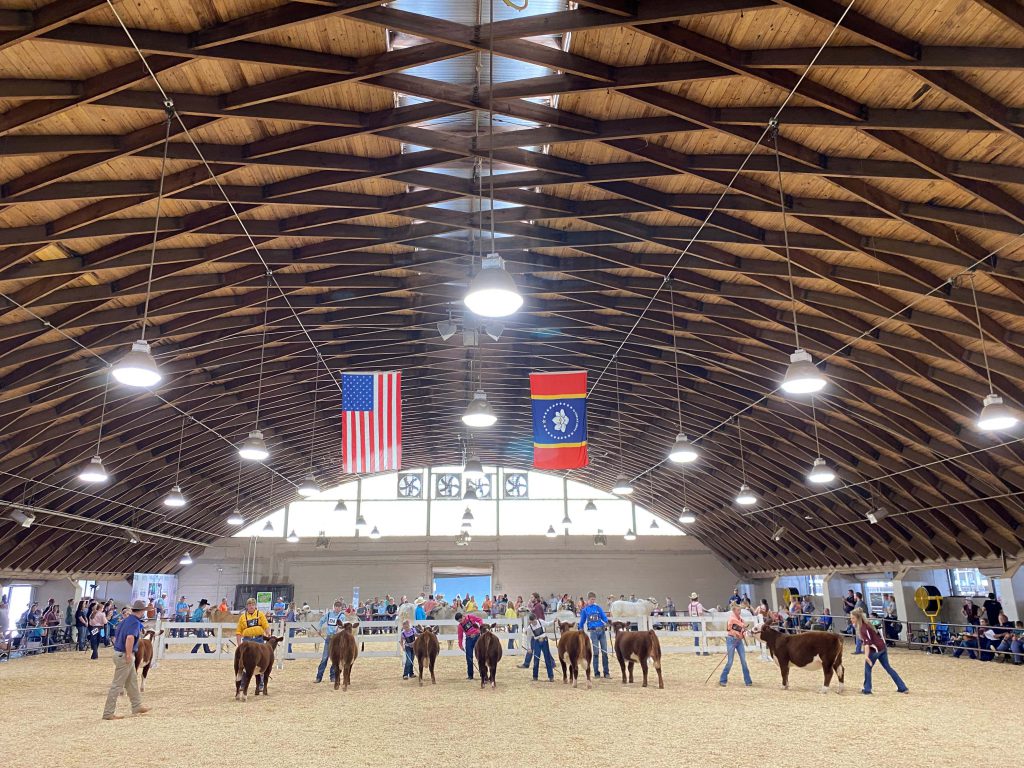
[981,592,1002,626]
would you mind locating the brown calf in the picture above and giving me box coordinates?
[614,629,664,689]
[556,623,592,689]
[474,624,503,689]
[413,626,439,686]
[234,636,282,701]
[135,629,162,692]
[329,623,359,691]
[756,621,845,693]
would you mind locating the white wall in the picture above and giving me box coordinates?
[175,534,741,610]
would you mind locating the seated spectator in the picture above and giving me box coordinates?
[978,617,998,661]
[952,624,980,659]
[800,595,815,628]
[995,620,1023,665]
[811,608,833,631]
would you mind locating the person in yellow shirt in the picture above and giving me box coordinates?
[464,595,478,612]
[235,598,269,645]
[504,600,518,651]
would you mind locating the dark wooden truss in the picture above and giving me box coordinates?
[0,0,1022,577]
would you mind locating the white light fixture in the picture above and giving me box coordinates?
[462,389,497,428]
[461,507,474,529]
[334,500,348,513]
[355,512,367,531]
[978,393,1018,432]
[771,526,786,542]
[261,520,274,535]
[624,528,637,541]
[782,348,827,395]
[179,552,193,566]
[649,518,659,530]
[668,433,698,464]
[806,457,836,484]
[584,499,597,512]
[677,507,696,524]
[735,484,757,506]
[238,429,269,461]
[463,456,483,480]
[125,529,140,545]
[287,529,299,543]
[112,339,162,388]
[464,253,522,318]
[79,455,109,484]
[545,524,557,538]
[368,525,381,540]
[297,475,319,498]
[866,506,888,525]
[483,321,504,341]
[437,317,458,341]
[226,510,245,526]
[163,485,186,507]
[560,511,572,527]
[8,509,35,528]
[612,473,634,495]
[463,485,478,501]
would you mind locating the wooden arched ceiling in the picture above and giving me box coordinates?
[0,0,1022,577]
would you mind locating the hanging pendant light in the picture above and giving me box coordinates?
[463,455,484,480]
[461,508,474,529]
[584,499,597,512]
[561,511,572,527]
[806,457,836,484]
[368,525,381,540]
[649,518,659,530]
[334,500,348,513]
[771,526,786,542]
[261,520,274,535]
[239,429,269,461]
[677,507,696,524]
[624,528,637,542]
[179,552,193,566]
[79,370,112,483]
[612,473,634,495]
[239,274,273,461]
[112,108,173,389]
[163,416,188,507]
[355,512,368,531]
[545,524,557,538]
[227,510,245,526]
[297,475,319,498]
[734,418,756,506]
[966,273,1018,431]
[668,433,698,464]
[465,254,522,318]
[126,529,141,545]
[462,389,497,427]
[735,484,757,506]
[770,121,826,397]
[287,529,300,544]
[464,485,478,501]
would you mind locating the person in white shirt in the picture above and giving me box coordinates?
[687,592,708,656]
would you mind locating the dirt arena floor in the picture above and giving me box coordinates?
[2,644,1020,767]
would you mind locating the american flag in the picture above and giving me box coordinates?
[342,371,402,473]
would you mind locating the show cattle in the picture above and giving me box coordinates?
[613,629,664,689]
[556,622,592,689]
[329,622,359,691]
[755,620,845,693]
[474,624,503,689]
[609,599,659,629]
[234,636,282,701]
[132,630,161,692]
[413,626,440,685]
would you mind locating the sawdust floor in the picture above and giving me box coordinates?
[1,645,1019,767]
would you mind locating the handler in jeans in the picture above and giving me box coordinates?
[526,615,555,681]
[456,611,484,679]
[719,603,752,687]
[101,600,152,720]
[315,600,346,683]
[851,607,908,695]
[578,592,611,678]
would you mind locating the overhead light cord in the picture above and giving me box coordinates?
[968,271,995,393]
[94,370,111,457]
[252,273,272,430]
[173,414,186,486]
[772,121,801,350]
[669,280,683,433]
[139,106,172,342]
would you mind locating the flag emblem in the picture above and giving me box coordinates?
[531,370,588,470]
[342,371,402,474]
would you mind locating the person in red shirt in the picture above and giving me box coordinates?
[456,612,484,680]
[851,608,908,695]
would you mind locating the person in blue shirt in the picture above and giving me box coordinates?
[728,588,742,605]
[101,600,151,720]
[577,592,610,678]
[414,599,427,622]
[172,596,188,638]
[190,599,214,654]
[273,596,287,620]
[315,600,346,683]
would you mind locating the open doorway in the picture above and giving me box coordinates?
[3,584,33,632]
[432,566,492,605]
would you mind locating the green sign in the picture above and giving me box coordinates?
[256,591,272,611]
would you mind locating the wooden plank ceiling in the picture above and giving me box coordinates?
[0,0,1022,577]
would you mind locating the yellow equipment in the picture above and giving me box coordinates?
[914,585,943,624]
[782,586,801,606]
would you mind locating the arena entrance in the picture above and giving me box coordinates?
[432,566,492,603]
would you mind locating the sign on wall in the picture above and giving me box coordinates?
[132,573,177,608]
[256,591,272,611]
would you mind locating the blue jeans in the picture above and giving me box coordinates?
[316,637,335,682]
[720,636,751,685]
[589,628,609,675]
[854,636,863,653]
[403,647,414,677]
[531,637,554,680]
[691,621,701,650]
[464,634,478,679]
[952,638,979,659]
[864,649,906,693]
[190,628,214,654]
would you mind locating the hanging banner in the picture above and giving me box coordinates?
[131,573,177,609]
[530,370,589,470]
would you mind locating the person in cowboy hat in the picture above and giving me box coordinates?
[687,592,709,655]
[102,600,151,720]
[190,599,214,654]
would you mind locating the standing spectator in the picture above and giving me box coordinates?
[456,611,484,680]
[719,603,752,687]
[155,593,167,619]
[272,595,287,620]
[0,596,8,635]
[883,593,897,619]
[63,599,74,643]
[525,613,554,682]
[788,596,802,632]
[145,598,156,621]
[102,600,115,646]
[218,596,229,613]
[728,588,741,605]
[852,592,868,653]
[687,592,708,655]
[422,594,437,616]
[399,620,417,679]
[172,595,189,638]
[842,589,856,634]
[190,599,214,654]
[504,600,518,650]
[482,595,493,614]
[664,597,677,631]
[40,600,60,652]
[101,600,151,720]
[75,599,89,651]
[88,601,108,659]
[414,598,427,622]
[982,592,1002,626]
[962,598,980,626]
[315,600,345,684]
[851,607,908,695]
[464,594,478,612]
[577,592,611,679]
